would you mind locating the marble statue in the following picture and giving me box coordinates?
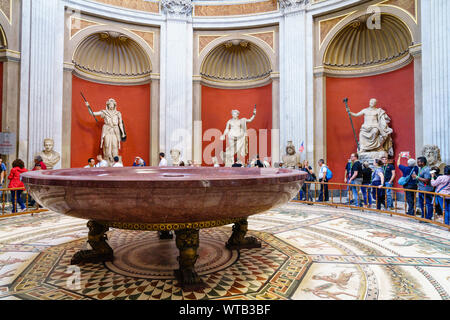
[38,138,60,170]
[348,98,393,160]
[220,107,256,167]
[170,149,182,166]
[86,98,126,166]
[282,141,300,169]
[422,145,446,172]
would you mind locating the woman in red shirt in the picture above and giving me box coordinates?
[8,159,28,213]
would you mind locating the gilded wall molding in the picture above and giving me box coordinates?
[0,0,11,24]
[244,31,275,51]
[194,0,278,17]
[70,17,102,39]
[90,0,160,14]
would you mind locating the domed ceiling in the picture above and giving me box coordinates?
[200,40,272,85]
[73,32,152,82]
[324,14,412,69]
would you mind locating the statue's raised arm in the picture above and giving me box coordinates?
[246,105,257,123]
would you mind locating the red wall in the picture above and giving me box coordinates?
[71,76,150,168]
[326,62,415,186]
[0,62,3,129]
[201,84,272,165]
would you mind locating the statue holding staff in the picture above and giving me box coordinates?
[84,97,126,166]
[345,98,393,160]
[220,106,257,167]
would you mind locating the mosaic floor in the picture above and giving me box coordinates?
[0,203,449,300]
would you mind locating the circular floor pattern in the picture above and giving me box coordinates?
[104,231,239,279]
[0,204,449,300]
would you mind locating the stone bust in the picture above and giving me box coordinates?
[170,149,182,166]
[39,138,60,170]
[282,141,300,169]
[422,145,446,172]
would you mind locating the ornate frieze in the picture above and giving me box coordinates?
[278,0,309,13]
[161,0,193,17]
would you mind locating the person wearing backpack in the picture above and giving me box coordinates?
[317,159,330,202]
[397,153,419,216]
[431,165,450,225]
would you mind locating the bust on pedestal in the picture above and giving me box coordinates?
[38,138,60,170]
[422,145,447,173]
[282,141,300,169]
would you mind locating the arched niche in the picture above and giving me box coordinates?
[198,39,274,166]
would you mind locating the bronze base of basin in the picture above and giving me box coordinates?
[225,219,262,250]
[70,218,263,289]
[70,220,114,265]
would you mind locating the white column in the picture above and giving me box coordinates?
[19,0,64,168]
[279,1,308,161]
[160,0,194,164]
[421,0,450,163]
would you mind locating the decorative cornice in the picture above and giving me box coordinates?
[161,0,193,17]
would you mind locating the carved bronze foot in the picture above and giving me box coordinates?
[226,219,262,250]
[158,230,174,240]
[174,229,206,290]
[71,220,114,265]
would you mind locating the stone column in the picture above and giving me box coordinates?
[19,0,64,168]
[279,0,308,161]
[421,0,450,163]
[1,51,21,169]
[150,75,161,166]
[192,77,202,165]
[160,0,194,164]
[271,73,280,165]
[61,63,74,169]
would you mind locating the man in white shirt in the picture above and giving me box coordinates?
[317,159,329,202]
[159,153,168,166]
[84,158,95,168]
[112,156,123,167]
[95,155,108,167]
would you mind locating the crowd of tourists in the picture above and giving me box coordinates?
[1,150,449,226]
[297,152,450,225]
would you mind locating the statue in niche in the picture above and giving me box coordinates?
[282,141,300,169]
[220,106,257,167]
[422,145,446,172]
[347,98,394,160]
[38,138,60,170]
[170,149,182,166]
[85,98,126,166]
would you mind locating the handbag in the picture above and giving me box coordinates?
[398,167,415,186]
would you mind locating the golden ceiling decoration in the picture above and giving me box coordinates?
[324,14,412,68]
[201,40,272,83]
[73,32,152,80]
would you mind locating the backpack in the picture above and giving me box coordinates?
[398,167,415,186]
[325,166,333,180]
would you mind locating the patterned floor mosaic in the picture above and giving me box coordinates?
[0,203,449,300]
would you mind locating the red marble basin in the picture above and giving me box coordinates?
[21,167,306,224]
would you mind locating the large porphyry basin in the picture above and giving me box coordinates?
[21,167,306,224]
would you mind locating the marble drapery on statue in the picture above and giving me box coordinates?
[347,98,394,160]
[86,98,126,166]
[38,138,60,170]
[220,107,257,167]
